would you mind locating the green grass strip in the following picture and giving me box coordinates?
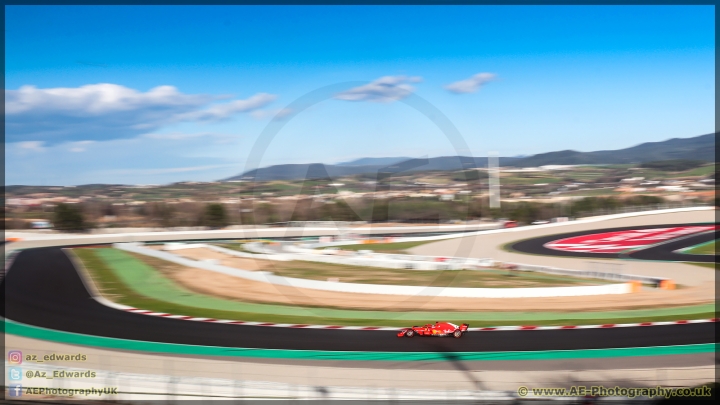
[679,240,716,255]
[689,262,717,270]
[80,248,715,326]
[328,241,431,253]
[5,319,715,361]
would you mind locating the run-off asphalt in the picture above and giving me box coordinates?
[410,210,717,286]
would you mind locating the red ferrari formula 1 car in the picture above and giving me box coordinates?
[397,322,469,338]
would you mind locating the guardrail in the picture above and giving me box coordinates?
[276,243,493,271]
[506,262,668,287]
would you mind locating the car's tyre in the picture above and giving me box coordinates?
[453,330,463,338]
[405,329,415,338]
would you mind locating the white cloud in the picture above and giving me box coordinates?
[17,141,46,151]
[179,93,277,121]
[274,108,294,119]
[103,164,238,175]
[143,132,217,140]
[5,83,276,144]
[142,132,242,145]
[444,73,496,94]
[250,107,294,121]
[334,76,421,102]
[5,131,247,185]
[68,140,96,152]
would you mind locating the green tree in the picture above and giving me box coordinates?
[256,203,277,224]
[508,202,540,224]
[205,203,228,229]
[153,203,175,227]
[640,159,706,171]
[53,203,87,232]
[371,199,390,222]
[334,200,360,221]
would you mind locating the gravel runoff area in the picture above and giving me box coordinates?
[409,209,717,287]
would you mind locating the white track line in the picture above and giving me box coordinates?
[121,307,717,331]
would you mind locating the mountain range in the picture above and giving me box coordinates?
[224,133,716,182]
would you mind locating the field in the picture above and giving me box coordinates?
[196,244,609,288]
[264,260,611,288]
[328,241,431,254]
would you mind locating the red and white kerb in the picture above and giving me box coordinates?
[544,226,717,254]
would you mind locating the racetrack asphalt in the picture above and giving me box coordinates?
[3,247,714,352]
[509,223,717,263]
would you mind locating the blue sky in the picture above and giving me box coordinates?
[5,5,715,185]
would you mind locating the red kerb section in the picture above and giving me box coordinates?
[544,226,717,253]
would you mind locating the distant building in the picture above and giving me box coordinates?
[30,220,52,229]
[539,165,576,171]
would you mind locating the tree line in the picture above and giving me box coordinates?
[45,194,708,232]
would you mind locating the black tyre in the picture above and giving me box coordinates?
[453,330,463,338]
[405,329,415,337]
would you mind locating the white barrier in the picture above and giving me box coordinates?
[116,243,632,298]
[165,242,291,262]
[204,244,292,262]
[277,244,491,271]
[506,262,666,285]
[161,243,208,251]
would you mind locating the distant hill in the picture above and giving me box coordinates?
[511,133,716,167]
[225,156,522,182]
[224,133,716,181]
[336,157,412,166]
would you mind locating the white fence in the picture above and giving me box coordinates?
[117,243,632,298]
[268,243,493,271]
[506,262,666,286]
[244,241,666,285]
[161,242,291,262]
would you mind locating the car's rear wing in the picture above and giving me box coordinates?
[460,323,469,331]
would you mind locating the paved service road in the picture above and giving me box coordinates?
[411,210,717,286]
[509,223,717,263]
[3,247,714,352]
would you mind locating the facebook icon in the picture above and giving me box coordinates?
[9,384,22,397]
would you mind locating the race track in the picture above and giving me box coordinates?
[3,246,714,352]
[510,223,717,263]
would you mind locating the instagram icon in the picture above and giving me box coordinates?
[8,350,23,364]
